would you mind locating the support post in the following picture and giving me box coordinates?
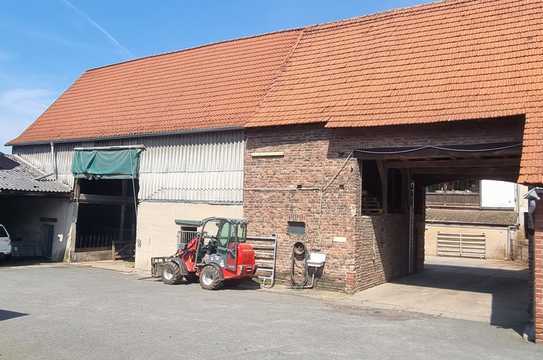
[116,181,128,260]
[65,179,80,263]
[408,176,415,275]
[376,160,388,213]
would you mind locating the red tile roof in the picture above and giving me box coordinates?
[9,29,303,145]
[10,0,543,182]
[249,0,542,128]
[248,0,543,183]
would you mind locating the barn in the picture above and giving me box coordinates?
[7,0,543,342]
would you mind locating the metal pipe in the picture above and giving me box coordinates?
[408,180,415,274]
[50,142,58,180]
[73,145,145,151]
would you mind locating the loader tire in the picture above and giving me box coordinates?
[162,262,183,285]
[199,265,223,290]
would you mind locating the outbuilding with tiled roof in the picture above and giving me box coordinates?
[7,0,543,342]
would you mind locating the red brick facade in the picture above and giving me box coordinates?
[244,118,524,292]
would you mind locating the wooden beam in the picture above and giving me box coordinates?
[79,194,133,205]
[410,167,518,177]
[354,142,521,161]
[116,181,128,260]
[376,160,388,213]
[386,157,520,169]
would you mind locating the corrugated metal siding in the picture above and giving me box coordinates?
[12,131,245,203]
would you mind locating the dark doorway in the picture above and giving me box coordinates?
[40,224,54,259]
[75,179,138,260]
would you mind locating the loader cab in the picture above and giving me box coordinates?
[196,218,247,270]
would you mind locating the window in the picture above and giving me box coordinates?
[288,221,306,236]
[0,225,8,238]
[178,226,198,245]
[427,179,480,193]
[426,179,481,208]
[218,222,232,247]
[235,224,247,243]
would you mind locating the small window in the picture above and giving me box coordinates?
[288,221,306,236]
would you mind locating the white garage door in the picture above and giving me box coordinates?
[437,232,486,259]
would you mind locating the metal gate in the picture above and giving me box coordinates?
[246,235,277,288]
[436,232,486,259]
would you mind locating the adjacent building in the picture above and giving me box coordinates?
[425,180,530,261]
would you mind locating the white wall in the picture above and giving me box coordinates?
[480,180,516,208]
[135,201,243,271]
[425,223,511,260]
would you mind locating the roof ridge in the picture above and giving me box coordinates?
[87,27,304,73]
[84,1,471,74]
[302,0,473,32]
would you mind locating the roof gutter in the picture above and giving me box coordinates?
[7,126,245,147]
[73,145,146,151]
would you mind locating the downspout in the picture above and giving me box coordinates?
[50,142,58,180]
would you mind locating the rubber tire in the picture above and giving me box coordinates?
[162,262,183,285]
[199,265,223,290]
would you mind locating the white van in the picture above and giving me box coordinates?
[0,224,12,259]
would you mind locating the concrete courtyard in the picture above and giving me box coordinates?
[0,263,541,360]
[350,256,530,326]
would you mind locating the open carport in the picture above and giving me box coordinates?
[349,122,537,338]
[0,153,73,261]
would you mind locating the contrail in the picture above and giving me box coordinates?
[60,0,133,58]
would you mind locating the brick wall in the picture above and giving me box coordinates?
[534,203,543,342]
[352,214,410,291]
[244,126,360,291]
[244,118,524,292]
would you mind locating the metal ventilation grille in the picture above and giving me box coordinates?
[437,232,486,259]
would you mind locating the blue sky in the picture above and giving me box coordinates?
[0,0,425,152]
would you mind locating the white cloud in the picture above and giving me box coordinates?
[0,88,55,152]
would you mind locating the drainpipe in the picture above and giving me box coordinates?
[50,142,58,180]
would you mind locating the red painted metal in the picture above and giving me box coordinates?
[174,236,256,281]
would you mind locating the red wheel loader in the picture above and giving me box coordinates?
[151,218,257,290]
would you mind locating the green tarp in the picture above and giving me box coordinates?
[71,149,142,179]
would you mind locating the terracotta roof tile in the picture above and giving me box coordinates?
[9,29,302,145]
[10,0,543,182]
[247,0,543,183]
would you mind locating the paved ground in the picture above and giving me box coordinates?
[348,256,529,325]
[0,264,541,360]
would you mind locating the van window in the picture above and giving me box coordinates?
[0,226,8,238]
